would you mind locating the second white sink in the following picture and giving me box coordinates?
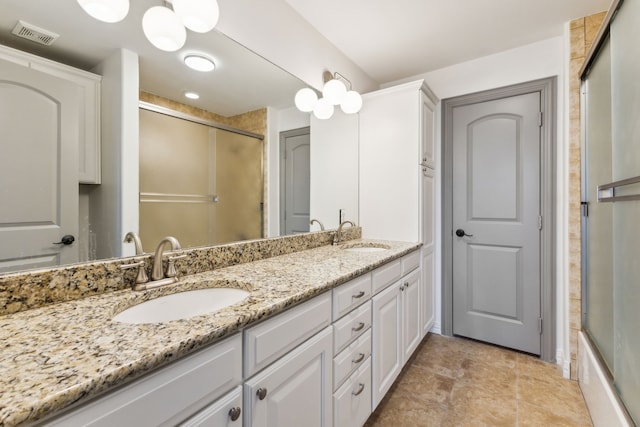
[113,288,250,324]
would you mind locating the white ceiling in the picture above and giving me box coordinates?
[285,0,612,83]
[0,0,612,115]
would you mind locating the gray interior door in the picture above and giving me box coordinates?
[452,92,541,355]
[280,128,310,235]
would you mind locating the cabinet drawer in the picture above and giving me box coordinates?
[180,385,242,426]
[45,334,242,427]
[244,292,332,377]
[333,330,371,391]
[371,260,401,295]
[333,302,371,355]
[401,250,420,275]
[332,274,372,320]
[333,358,372,427]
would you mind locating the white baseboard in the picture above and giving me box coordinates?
[555,348,571,379]
[578,332,633,427]
[429,321,441,335]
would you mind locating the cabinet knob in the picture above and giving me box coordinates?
[257,387,268,400]
[228,406,241,421]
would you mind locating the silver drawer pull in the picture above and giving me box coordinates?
[228,406,241,421]
[352,290,365,299]
[352,353,365,364]
[257,387,267,400]
[352,322,365,332]
[352,383,365,396]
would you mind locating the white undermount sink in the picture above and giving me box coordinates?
[113,288,250,324]
[340,243,391,253]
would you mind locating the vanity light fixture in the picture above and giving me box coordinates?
[294,70,363,120]
[184,91,200,99]
[76,0,129,23]
[184,54,215,72]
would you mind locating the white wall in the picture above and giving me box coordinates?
[216,0,378,93]
[385,36,569,370]
[90,49,139,258]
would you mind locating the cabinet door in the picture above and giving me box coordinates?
[402,269,421,361]
[244,326,332,427]
[371,281,402,409]
[421,249,435,337]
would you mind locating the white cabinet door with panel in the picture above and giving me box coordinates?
[402,268,422,362]
[372,280,403,408]
[333,358,372,427]
[180,385,242,427]
[244,326,333,427]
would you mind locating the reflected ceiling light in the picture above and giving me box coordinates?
[77,0,129,23]
[294,71,363,119]
[184,91,200,99]
[173,0,220,33]
[184,54,215,72]
[313,98,334,120]
[142,6,187,52]
[294,88,318,112]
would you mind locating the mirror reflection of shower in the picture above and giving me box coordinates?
[139,105,264,249]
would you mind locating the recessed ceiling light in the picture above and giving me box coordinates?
[184,54,215,72]
[184,91,200,100]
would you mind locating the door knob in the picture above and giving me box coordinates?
[53,235,75,245]
[455,229,473,237]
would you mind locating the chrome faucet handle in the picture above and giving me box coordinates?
[120,261,149,285]
[151,236,182,281]
[166,254,187,278]
[333,220,356,245]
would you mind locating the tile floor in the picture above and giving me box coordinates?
[365,333,593,427]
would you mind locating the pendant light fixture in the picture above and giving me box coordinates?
[77,0,129,23]
[294,71,363,120]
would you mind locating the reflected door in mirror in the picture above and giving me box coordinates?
[0,58,79,273]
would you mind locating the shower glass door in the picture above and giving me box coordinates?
[139,108,264,249]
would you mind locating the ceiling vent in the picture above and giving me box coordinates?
[11,20,60,46]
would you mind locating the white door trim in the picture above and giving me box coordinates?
[441,77,556,361]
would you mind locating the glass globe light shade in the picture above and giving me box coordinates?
[294,88,318,112]
[142,6,187,52]
[77,0,129,23]
[172,0,219,33]
[322,79,347,105]
[313,98,334,120]
[340,90,363,114]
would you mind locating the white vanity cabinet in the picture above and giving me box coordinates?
[0,44,101,184]
[371,253,422,409]
[42,334,242,427]
[243,292,333,427]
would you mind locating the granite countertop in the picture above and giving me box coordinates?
[0,239,420,426]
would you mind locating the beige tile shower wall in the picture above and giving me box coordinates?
[568,11,606,380]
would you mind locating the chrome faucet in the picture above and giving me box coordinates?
[310,218,325,231]
[123,231,144,255]
[333,220,355,246]
[151,236,182,281]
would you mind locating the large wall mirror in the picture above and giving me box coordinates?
[0,0,359,275]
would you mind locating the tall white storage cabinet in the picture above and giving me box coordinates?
[359,80,437,337]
